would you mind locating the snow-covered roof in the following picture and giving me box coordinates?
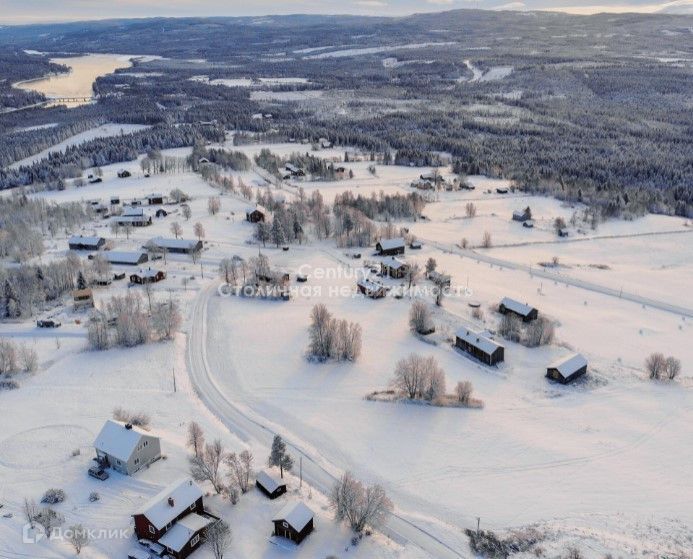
[377,237,405,250]
[548,353,588,377]
[246,204,267,215]
[455,327,504,355]
[256,470,285,493]
[126,549,150,559]
[136,478,203,530]
[273,501,314,531]
[381,256,408,270]
[146,193,164,198]
[357,277,386,292]
[500,297,536,317]
[68,235,104,246]
[94,420,150,463]
[285,163,300,173]
[115,215,151,224]
[123,206,146,217]
[158,513,214,553]
[105,251,147,264]
[147,237,200,251]
[133,268,163,279]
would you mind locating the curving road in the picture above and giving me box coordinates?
[186,281,466,559]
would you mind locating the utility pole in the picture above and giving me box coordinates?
[300,456,303,488]
[172,367,177,393]
[476,517,480,535]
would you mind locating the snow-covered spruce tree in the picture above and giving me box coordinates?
[268,435,293,478]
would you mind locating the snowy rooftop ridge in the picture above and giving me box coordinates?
[94,419,150,463]
[104,250,147,264]
[381,256,408,270]
[549,353,588,376]
[377,237,405,250]
[455,327,504,355]
[256,470,284,493]
[157,513,214,552]
[147,237,200,250]
[136,478,203,530]
[273,501,314,531]
[68,235,104,245]
[500,297,536,317]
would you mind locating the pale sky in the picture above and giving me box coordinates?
[0,0,691,24]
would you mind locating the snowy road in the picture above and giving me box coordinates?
[186,281,466,559]
[421,238,693,319]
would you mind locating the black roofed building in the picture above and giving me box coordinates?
[256,470,287,499]
[546,353,588,384]
[499,297,538,322]
[455,328,505,366]
[69,235,106,251]
[375,237,405,256]
[272,501,314,545]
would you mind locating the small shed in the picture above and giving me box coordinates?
[130,269,166,284]
[146,194,165,205]
[155,209,168,218]
[546,353,588,384]
[69,235,106,251]
[272,501,314,545]
[375,237,405,256]
[256,470,287,499]
[73,288,94,309]
[496,187,509,194]
[117,170,131,178]
[246,205,267,223]
[455,328,505,366]
[499,297,538,322]
[513,209,531,222]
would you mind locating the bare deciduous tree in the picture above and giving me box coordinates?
[645,352,666,380]
[204,519,232,559]
[151,299,182,340]
[194,222,206,241]
[208,197,221,216]
[455,381,473,405]
[482,230,492,248]
[170,221,183,239]
[226,450,253,493]
[409,300,434,335]
[67,524,89,554]
[465,202,477,218]
[187,421,205,458]
[189,439,227,493]
[330,471,393,533]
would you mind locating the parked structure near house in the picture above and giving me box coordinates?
[410,240,422,249]
[380,256,410,279]
[499,297,538,322]
[155,209,168,218]
[427,270,451,288]
[117,170,131,178]
[455,328,505,366]
[111,196,121,205]
[284,163,305,177]
[546,353,588,384]
[375,237,405,256]
[130,269,166,284]
[558,228,570,237]
[146,193,165,205]
[94,420,161,476]
[73,288,94,309]
[69,235,106,251]
[147,237,202,255]
[496,187,509,194]
[357,277,389,299]
[523,220,534,228]
[512,208,531,222]
[246,205,267,223]
[133,478,217,559]
[115,207,152,227]
[272,501,314,545]
[256,470,287,499]
[104,250,149,266]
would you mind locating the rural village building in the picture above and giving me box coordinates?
[375,237,406,256]
[94,420,161,476]
[272,501,314,545]
[69,235,106,251]
[146,237,203,255]
[380,256,410,279]
[72,288,94,310]
[455,328,505,366]
[512,208,531,222]
[546,353,588,384]
[256,470,287,499]
[104,250,149,266]
[133,478,217,559]
[145,193,166,205]
[115,207,153,227]
[427,270,451,288]
[130,269,166,284]
[499,297,538,322]
[246,205,267,223]
[357,277,389,299]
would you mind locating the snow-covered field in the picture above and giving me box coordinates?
[1,141,691,558]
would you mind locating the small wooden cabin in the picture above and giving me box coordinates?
[380,256,409,279]
[256,470,287,499]
[375,237,405,256]
[357,278,388,299]
[499,297,538,322]
[246,205,267,223]
[455,328,505,366]
[546,353,588,384]
[272,502,314,545]
[130,269,166,284]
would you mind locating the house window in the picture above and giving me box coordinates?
[191,534,200,547]
[149,526,155,535]
[134,458,139,465]
[282,521,288,529]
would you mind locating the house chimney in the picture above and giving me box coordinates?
[125,423,133,430]
[168,497,175,507]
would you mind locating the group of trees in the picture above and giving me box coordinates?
[0,338,38,380]
[87,293,182,350]
[307,304,362,362]
[333,190,425,221]
[645,353,681,381]
[497,314,555,348]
